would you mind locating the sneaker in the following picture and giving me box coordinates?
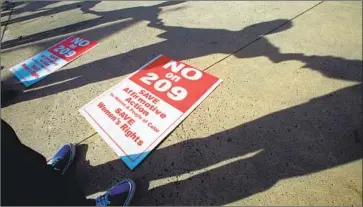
[47,143,76,175]
[95,178,136,206]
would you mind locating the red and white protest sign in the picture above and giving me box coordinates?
[80,55,222,170]
[10,35,98,87]
[48,35,98,62]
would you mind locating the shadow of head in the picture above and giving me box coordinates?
[232,19,292,60]
[242,19,292,36]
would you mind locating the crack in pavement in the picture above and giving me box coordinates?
[202,1,324,72]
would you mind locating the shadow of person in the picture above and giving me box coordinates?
[287,54,362,82]
[75,82,362,205]
[3,18,362,108]
[1,1,27,17]
[1,1,100,25]
[1,19,292,107]
[80,1,185,26]
[2,1,57,17]
[1,1,185,49]
[234,38,363,82]
[111,19,294,65]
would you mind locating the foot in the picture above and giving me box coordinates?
[47,143,76,175]
[95,178,136,206]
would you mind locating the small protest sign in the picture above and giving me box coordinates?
[80,55,222,170]
[10,35,98,87]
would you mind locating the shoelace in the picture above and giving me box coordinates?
[95,193,111,206]
[48,157,61,168]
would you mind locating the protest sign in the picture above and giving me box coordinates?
[80,55,222,170]
[10,35,98,87]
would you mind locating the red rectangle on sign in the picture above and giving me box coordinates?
[129,55,220,112]
[48,35,98,62]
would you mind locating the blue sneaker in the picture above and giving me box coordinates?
[95,178,136,206]
[47,143,76,175]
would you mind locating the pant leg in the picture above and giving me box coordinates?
[1,120,94,206]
